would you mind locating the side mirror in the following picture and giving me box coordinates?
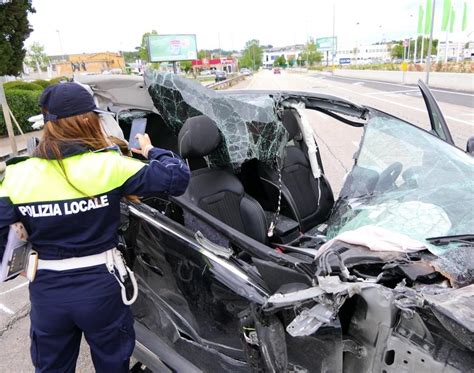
[467,136,474,155]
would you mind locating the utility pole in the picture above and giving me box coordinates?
[56,30,64,59]
[332,0,336,66]
[407,38,411,61]
[426,0,436,85]
[414,36,418,63]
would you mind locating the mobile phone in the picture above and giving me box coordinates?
[128,118,147,150]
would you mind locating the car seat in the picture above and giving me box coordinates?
[178,115,268,243]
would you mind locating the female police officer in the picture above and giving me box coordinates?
[0,82,190,372]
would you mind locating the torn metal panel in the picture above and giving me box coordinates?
[431,246,474,288]
[286,303,334,337]
[265,276,376,310]
[423,285,474,333]
[327,113,474,256]
[144,71,288,170]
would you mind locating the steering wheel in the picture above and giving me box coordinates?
[375,162,403,192]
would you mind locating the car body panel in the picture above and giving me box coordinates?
[68,73,473,372]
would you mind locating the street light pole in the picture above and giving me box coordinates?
[56,30,64,59]
[425,0,436,85]
[332,0,336,66]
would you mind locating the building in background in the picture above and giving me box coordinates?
[333,43,391,64]
[191,57,238,73]
[48,52,125,76]
[262,45,304,68]
[437,41,472,61]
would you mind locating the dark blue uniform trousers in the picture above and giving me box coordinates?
[29,267,135,373]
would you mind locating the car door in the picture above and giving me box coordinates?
[418,79,455,145]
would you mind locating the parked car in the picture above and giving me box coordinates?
[200,70,212,76]
[23,73,473,372]
[214,70,227,82]
[273,67,281,74]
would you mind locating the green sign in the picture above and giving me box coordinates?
[148,34,197,62]
[316,37,337,52]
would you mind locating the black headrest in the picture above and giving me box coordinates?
[281,109,301,141]
[179,115,221,158]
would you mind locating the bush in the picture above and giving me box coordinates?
[32,79,51,89]
[0,89,42,137]
[49,76,69,85]
[3,81,44,91]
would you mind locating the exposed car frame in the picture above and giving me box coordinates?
[46,75,474,372]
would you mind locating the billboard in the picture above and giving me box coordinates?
[148,34,198,62]
[316,37,337,52]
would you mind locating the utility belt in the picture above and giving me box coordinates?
[30,248,138,305]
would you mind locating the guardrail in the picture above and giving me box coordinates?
[207,74,246,90]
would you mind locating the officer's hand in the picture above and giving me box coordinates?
[131,133,153,158]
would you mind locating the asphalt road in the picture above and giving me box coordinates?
[310,73,474,109]
[0,70,472,372]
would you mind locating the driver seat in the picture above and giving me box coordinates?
[178,115,268,243]
[258,109,334,234]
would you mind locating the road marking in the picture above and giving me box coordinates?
[0,281,28,296]
[0,304,14,315]
[352,82,364,86]
[365,89,418,96]
[334,86,474,127]
[318,74,474,97]
[340,75,472,95]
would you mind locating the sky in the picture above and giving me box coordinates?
[25,0,472,55]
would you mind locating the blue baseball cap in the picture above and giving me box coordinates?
[39,82,108,122]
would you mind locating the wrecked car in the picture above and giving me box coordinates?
[38,73,474,372]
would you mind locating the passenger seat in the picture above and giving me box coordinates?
[178,116,268,243]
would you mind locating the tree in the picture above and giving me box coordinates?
[197,49,211,60]
[300,38,322,67]
[27,42,50,72]
[180,60,192,74]
[0,0,35,76]
[274,55,286,68]
[238,39,263,70]
[391,37,438,60]
[139,30,158,61]
[287,55,296,67]
[121,50,139,63]
[391,44,404,59]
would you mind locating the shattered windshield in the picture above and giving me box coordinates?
[327,113,474,255]
[144,71,287,170]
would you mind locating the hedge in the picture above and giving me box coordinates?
[0,89,42,137]
[49,76,69,84]
[32,79,51,89]
[3,81,44,91]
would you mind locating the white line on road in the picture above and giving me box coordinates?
[322,75,474,97]
[0,304,14,315]
[0,281,28,296]
[364,89,418,96]
[334,86,474,127]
